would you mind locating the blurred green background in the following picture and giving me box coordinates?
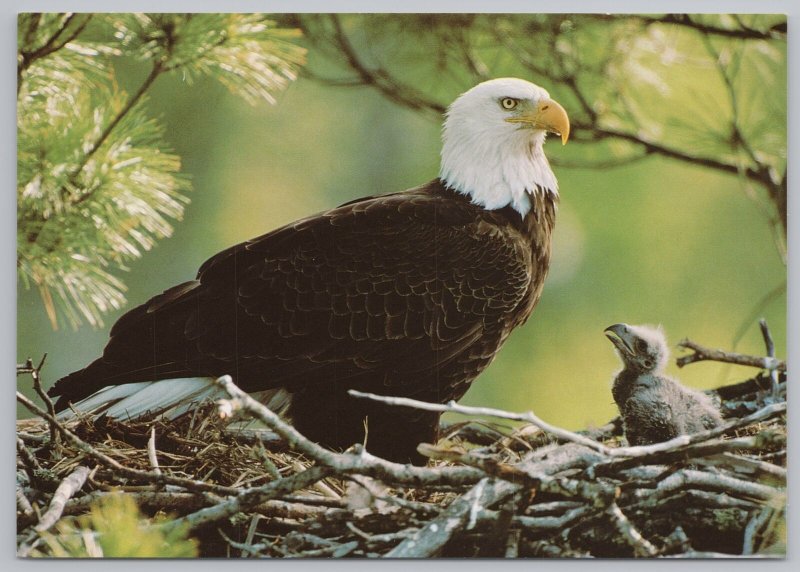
[17,14,786,430]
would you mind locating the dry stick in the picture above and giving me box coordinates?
[676,339,785,372]
[348,390,613,456]
[607,503,658,557]
[17,391,238,496]
[632,489,758,512]
[19,490,334,532]
[16,487,35,517]
[215,376,485,487]
[350,390,785,461]
[16,438,46,489]
[759,319,781,400]
[17,354,59,444]
[346,522,419,552]
[593,433,786,478]
[161,465,333,534]
[34,466,91,532]
[607,402,786,459]
[420,443,615,504]
[514,506,593,531]
[147,427,161,475]
[695,452,786,484]
[386,477,508,558]
[647,469,781,503]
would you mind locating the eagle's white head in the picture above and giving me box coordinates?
[440,78,570,217]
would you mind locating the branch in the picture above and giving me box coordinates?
[160,465,333,533]
[18,14,94,81]
[608,402,786,459]
[593,433,785,478]
[348,389,613,456]
[70,60,165,204]
[677,339,785,371]
[34,466,91,533]
[385,477,504,557]
[759,319,781,400]
[17,354,58,444]
[607,503,658,557]
[216,376,486,487]
[326,15,446,117]
[635,14,786,41]
[16,391,239,496]
[581,124,773,188]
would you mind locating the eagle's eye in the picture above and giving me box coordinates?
[500,97,518,110]
[635,339,647,353]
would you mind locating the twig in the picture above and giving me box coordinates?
[16,487,35,518]
[17,391,238,496]
[607,402,785,458]
[147,427,161,475]
[504,529,520,557]
[287,541,359,558]
[17,355,59,445]
[326,15,446,117]
[34,466,91,533]
[386,477,505,557]
[345,522,418,548]
[348,390,613,456]
[215,376,486,487]
[743,506,774,555]
[16,438,46,489]
[161,465,333,533]
[759,320,781,400]
[420,443,615,505]
[645,469,781,503]
[607,503,658,557]
[593,433,785,478]
[18,14,94,83]
[70,60,165,204]
[631,13,786,40]
[219,529,267,557]
[515,506,593,531]
[676,339,785,372]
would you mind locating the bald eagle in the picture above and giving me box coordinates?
[49,78,570,464]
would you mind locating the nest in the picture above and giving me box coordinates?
[17,369,786,558]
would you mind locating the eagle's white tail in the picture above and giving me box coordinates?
[59,377,292,422]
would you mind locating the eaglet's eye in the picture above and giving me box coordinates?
[500,97,518,110]
[635,339,648,353]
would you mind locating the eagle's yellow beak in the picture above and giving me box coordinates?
[507,98,570,145]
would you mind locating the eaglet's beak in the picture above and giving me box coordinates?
[604,323,634,355]
[507,98,570,145]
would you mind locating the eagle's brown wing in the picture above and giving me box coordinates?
[49,182,539,460]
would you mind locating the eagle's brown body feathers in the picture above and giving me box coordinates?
[50,179,556,462]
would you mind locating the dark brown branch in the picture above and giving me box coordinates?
[327,15,446,117]
[18,14,93,82]
[634,14,786,41]
[70,60,165,204]
[677,339,785,371]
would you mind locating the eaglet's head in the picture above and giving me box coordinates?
[605,323,669,374]
[440,78,570,216]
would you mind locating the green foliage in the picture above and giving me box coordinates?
[300,14,787,242]
[17,13,306,329]
[31,493,198,558]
